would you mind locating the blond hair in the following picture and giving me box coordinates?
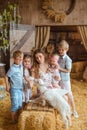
[58,40,69,50]
[13,50,23,59]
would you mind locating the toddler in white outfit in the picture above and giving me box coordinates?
[23,54,32,104]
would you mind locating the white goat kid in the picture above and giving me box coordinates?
[30,79,72,129]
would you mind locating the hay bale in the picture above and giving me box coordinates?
[71,61,87,79]
[0,78,5,85]
[18,111,56,130]
[71,61,87,73]
[71,72,83,79]
[24,102,55,113]
[83,67,87,81]
[0,78,6,100]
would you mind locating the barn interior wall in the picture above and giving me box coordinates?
[0,0,87,72]
[0,0,87,25]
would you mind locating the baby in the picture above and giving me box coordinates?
[48,53,61,88]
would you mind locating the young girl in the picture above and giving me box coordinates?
[23,54,32,104]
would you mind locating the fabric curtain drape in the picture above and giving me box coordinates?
[35,26,50,49]
[77,26,87,51]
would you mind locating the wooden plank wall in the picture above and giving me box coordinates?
[17,0,87,25]
[0,0,87,25]
[10,24,35,65]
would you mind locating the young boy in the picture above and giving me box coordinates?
[58,40,79,118]
[5,50,24,123]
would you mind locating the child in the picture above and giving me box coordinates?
[49,53,61,88]
[23,54,32,104]
[58,40,79,118]
[5,50,24,123]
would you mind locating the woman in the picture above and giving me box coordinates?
[31,49,69,97]
[30,49,50,97]
[31,49,49,78]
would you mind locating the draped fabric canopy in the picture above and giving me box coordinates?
[35,25,87,51]
[35,26,50,49]
[77,26,87,51]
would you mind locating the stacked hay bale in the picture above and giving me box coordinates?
[18,111,56,130]
[83,66,87,81]
[71,61,87,79]
[0,63,6,100]
[18,103,57,130]
[0,78,6,100]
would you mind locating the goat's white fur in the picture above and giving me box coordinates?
[29,79,72,129]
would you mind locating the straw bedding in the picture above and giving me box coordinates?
[0,61,87,130]
[0,80,87,130]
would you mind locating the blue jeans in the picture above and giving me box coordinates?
[10,88,23,112]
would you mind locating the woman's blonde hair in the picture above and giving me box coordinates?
[58,40,69,50]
